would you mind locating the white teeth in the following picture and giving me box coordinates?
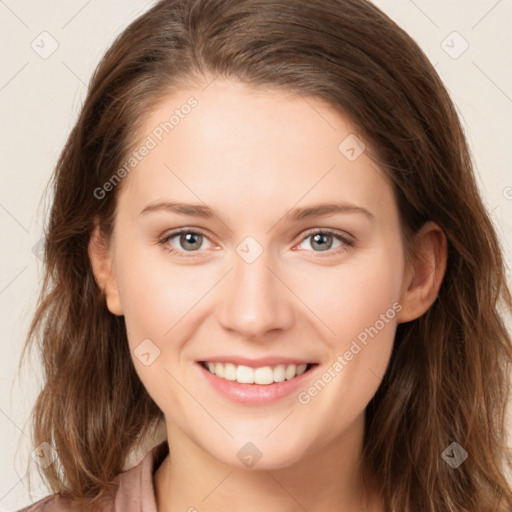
[254,366,274,385]
[296,363,308,376]
[273,364,286,383]
[285,364,297,380]
[204,361,310,385]
[214,362,224,378]
[236,365,254,384]
[223,363,237,381]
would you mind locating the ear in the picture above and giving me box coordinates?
[88,224,124,316]
[396,221,447,324]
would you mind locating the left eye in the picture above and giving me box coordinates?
[296,230,352,253]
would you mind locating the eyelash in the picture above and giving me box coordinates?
[157,227,355,258]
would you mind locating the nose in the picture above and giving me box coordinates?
[216,244,295,340]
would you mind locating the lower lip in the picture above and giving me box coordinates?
[196,362,317,405]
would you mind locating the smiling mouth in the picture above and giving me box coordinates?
[199,361,317,385]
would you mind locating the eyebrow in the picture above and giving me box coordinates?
[139,200,375,222]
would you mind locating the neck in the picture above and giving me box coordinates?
[154,413,383,512]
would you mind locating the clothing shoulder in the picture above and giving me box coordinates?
[15,441,168,512]
[16,494,78,512]
[16,493,113,512]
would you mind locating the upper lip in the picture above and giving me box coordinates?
[198,356,317,368]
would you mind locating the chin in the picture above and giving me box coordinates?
[209,439,310,471]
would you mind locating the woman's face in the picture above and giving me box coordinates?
[98,78,413,469]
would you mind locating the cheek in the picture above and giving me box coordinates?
[114,240,210,346]
[112,245,203,412]
[293,244,403,427]
[291,244,404,348]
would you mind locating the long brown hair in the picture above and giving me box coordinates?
[20,0,512,510]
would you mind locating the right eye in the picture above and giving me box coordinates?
[158,229,215,257]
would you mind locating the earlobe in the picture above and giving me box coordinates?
[396,221,447,324]
[88,225,124,316]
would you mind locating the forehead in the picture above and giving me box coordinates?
[117,79,396,227]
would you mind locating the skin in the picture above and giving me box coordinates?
[89,78,447,511]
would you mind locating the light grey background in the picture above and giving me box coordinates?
[1,0,511,510]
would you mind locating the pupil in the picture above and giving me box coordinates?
[312,233,331,251]
[181,233,202,250]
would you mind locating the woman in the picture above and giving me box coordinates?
[18,0,512,510]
